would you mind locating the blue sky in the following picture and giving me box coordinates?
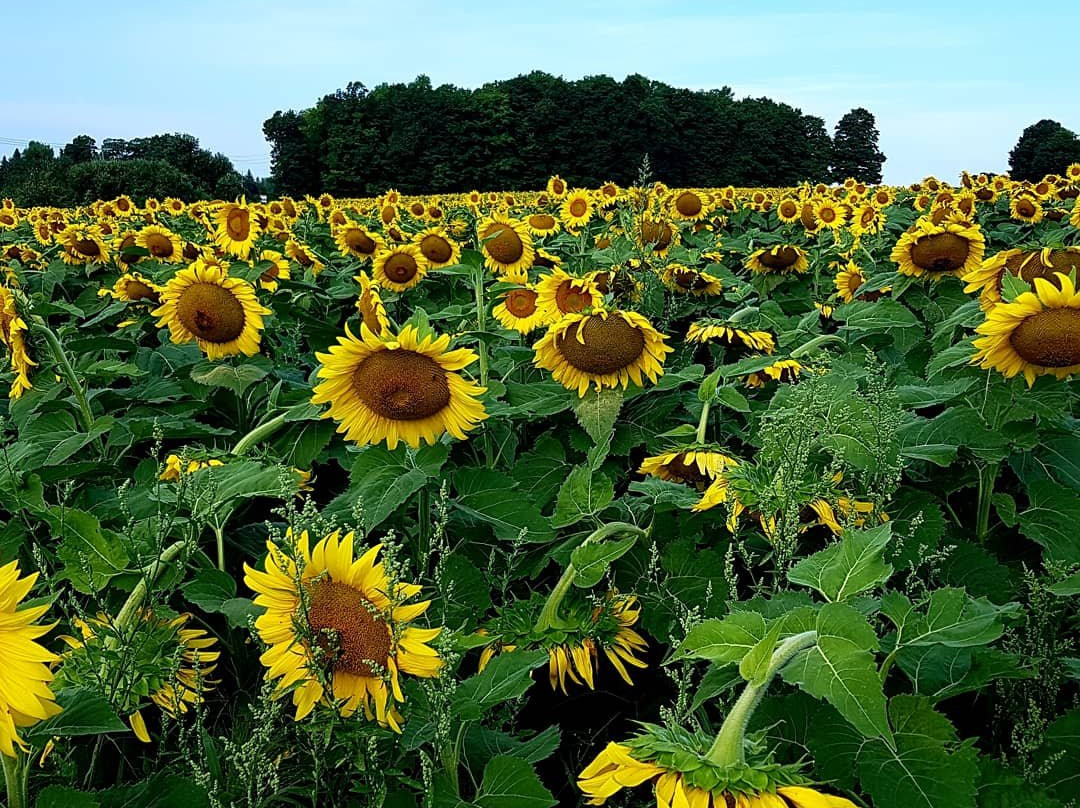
[3,1,1078,186]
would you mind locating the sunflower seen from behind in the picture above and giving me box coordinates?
[152,260,270,360]
[0,560,60,757]
[355,271,390,337]
[311,322,487,450]
[0,285,35,399]
[244,529,442,730]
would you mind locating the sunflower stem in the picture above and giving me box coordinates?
[534,522,647,632]
[32,321,94,432]
[975,462,999,542]
[113,540,189,640]
[417,486,431,572]
[232,412,287,456]
[472,266,494,467]
[705,630,818,767]
[696,400,711,445]
[2,751,27,808]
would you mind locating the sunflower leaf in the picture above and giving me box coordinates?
[453,651,548,721]
[1018,479,1080,564]
[475,756,557,808]
[551,466,614,528]
[572,387,623,444]
[787,524,894,602]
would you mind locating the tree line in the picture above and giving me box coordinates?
[263,73,887,196]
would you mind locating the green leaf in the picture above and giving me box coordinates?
[1018,479,1080,564]
[182,568,237,613]
[571,532,637,588]
[551,466,614,528]
[714,385,751,412]
[24,688,128,741]
[1000,272,1032,302]
[327,445,444,531]
[781,603,892,740]
[837,298,920,331]
[881,589,1016,649]
[856,696,979,808]
[36,786,100,808]
[1036,708,1080,802]
[1048,570,1080,596]
[47,507,130,593]
[740,621,784,685]
[463,725,561,770]
[220,597,259,629]
[977,759,1067,808]
[572,387,623,443]
[787,524,894,602]
[670,611,767,663]
[475,756,557,808]
[454,651,547,720]
[189,361,269,396]
[898,407,1010,463]
[453,468,555,543]
[896,645,1033,701]
[511,435,566,511]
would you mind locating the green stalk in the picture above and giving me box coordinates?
[472,267,493,467]
[232,412,287,456]
[975,462,999,542]
[696,400,711,445]
[705,631,818,767]
[2,752,27,808]
[32,321,94,432]
[534,522,647,632]
[789,334,844,359]
[417,487,431,571]
[113,540,189,638]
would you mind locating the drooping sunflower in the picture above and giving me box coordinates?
[312,323,487,450]
[971,272,1080,386]
[535,269,602,319]
[213,198,262,257]
[159,454,225,481]
[244,530,443,730]
[0,560,60,757]
[477,213,535,278]
[525,212,561,237]
[285,239,325,276]
[354,271,391,337]
[0,285,35,399]
[135,224,184,263]
[746,245,809,274]
[335,221,385,262]
[962,247,1080,309]
[256,249,291,292]
[59,224,111,266]
[638,449,738,490]
[560,189,595,230]
[152,261,270,360]
[479,591,648,693]
[686,321,776,353]
[745,358,804,388]
[833,262,889,304]
[492,284,549,334]
[661,264,723,296]
[412,227,461,269]
[890,217,985,280]
[98,271,163,306]
[533,309,672,396]
[638,217,679,257]
[372,244,429,293]
[579,734,858,808]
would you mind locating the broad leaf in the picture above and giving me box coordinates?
[787,524,893,602]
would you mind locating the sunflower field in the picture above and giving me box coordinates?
[1,167,1079,808]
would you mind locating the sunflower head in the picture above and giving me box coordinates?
[746,245,809,274]
[639,448,739,490]
[535,269,602,319]
[213,198,262,258]
[890,217,986,280]
[412,227,461,268]
[493,284,549,334]
[686,320,776,353]
[0,285,35,399]
[354,271,391,337]
[478,213,535,276]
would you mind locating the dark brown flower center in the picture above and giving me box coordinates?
[1008,308,1080,368]
[779,201,798,218]
[664,454,708,484]
[910,233,971,272]
[74,238,101,257]
[556,315,646,375]
[675,192,702,217]
[483,223,524,264]
[225,208,250,241]
[555,281,592,314]
[641,220,673,249]
[176,282,246,343]
[569,198,588,218]
[352,349,451,420]
[383,252,419,284]
[758,246,799,269]
[419,235,452,264]
[505,288,538,317]
[145,233,174,258]
[345,228,376,255]
[529,214,556,230]
[1015,199,1037,218]
[125,280,159,302]
[306,580,392,677]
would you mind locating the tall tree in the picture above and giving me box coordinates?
[830,107,885,183]
[61,135,98,163]
[1009,119,1080,181]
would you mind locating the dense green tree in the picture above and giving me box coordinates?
[67,159,208,203]
[61,135,98,164]
[1009,119,1080,181]
[830,107,884,183]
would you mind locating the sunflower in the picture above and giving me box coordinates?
[775,198,801,224]
[0,560,60,757]
[579,738,858,808]
[686,321,776,353]
[1072,198,1080,229]
[534,309,672,396]
[525,212,561,237]
[135,224,183,263]
[0,285,35,399]
[963,248,1080,309]
[0,209,19,230]
[746,245,809,274]
[159,454,225,481]
[478,213,535,278]
[851,203,885,235]
[661,264,723,296]
[213,198,261,257]
[493,284,549,334]
[535,269,602,319]
[546,175,568,199]
[1010,194,1044,223]
[479,591,648,693]
[355,271,391,337]
[971,272,1080,386]
[597,181,621,208]
[256,249,291,292]
[814,199,847,230]
[890,217,985,280]
[669,190,709,222]
[555,189,594,231]
[745,358,803,388]
[285,239,325,276]
[372,244,429,293]
[153,261,270,360]
[335,221,385,262]
[59,224,111,265]
[638,449,738,490]
[98,271,162,305]
[244,529,442,729]
[412,227,461,269]
[834,262,888,304]
[312,323,487,449]
[638,217,679,257]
